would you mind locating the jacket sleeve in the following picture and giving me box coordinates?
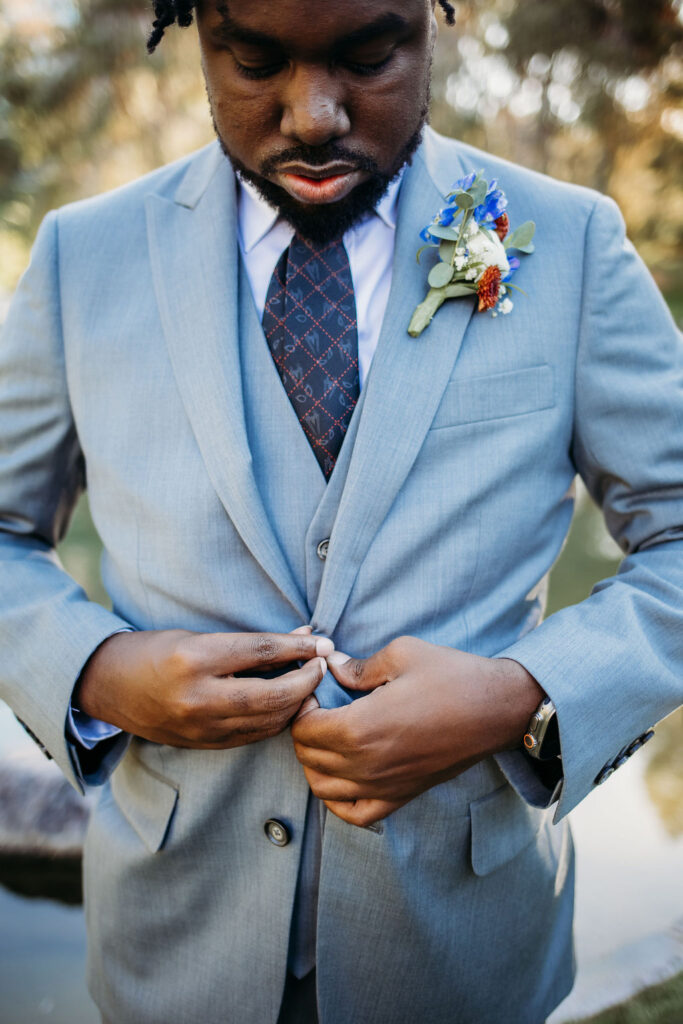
[497,193,683,822]
[0,211,133,792]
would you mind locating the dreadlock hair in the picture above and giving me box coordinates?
[147,0,456,53]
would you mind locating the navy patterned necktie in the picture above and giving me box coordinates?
[262,234,360,480]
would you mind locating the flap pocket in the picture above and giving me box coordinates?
[470,784,548,876]
[431,364,555,429]
[111,752,178,853]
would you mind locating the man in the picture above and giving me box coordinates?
[1,1,681,1021]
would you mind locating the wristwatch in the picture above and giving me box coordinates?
[523,696,561,761]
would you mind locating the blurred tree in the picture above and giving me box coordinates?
[430,0,683,290]
[0,0,681,294]
[0,0,211,284]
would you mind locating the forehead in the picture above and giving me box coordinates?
[198,0,430,50]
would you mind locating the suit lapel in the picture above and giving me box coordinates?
[312,140,476,635]
[145,145,309,620]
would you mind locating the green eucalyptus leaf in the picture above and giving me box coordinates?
[505,220,536,251]
[415,244,433,264]
[454,191,474,211]
[425,224,461,242]
[470,180,488,207]
[428,261,455,288]
[439,240,458,264]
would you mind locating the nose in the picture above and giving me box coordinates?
[280,65,351,146]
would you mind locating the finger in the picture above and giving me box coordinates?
[325,649,393,692]
[292,739,350,775]
[209,656,326,717]
[293,694,320,722]
[289,703,358,751]
[198,631,334,675]
[302,765,366,801]
[323,797,408,828]
[290,625,313,635]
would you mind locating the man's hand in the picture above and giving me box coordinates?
[75,626,332,749]
[291,636,543,827]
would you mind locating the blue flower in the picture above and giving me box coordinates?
[503,256,520,282]
[474,188,508,225]
[437,204,458,226]
[451,171,477,192]
[420,203,460,243]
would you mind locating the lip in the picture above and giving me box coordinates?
[274,166,366,204]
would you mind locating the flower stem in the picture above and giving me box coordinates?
[408,283,475,337]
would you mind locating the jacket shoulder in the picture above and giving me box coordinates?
[421,127,603,222]
[52,142,223,234]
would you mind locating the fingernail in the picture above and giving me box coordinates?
[292,624,313,634]
[315,637,335,657]
[318,657,327,674]
[327,651,351,667]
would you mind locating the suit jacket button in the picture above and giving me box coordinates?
[316,539,330,561]
[594,766,615,786]
[264,819,290,847]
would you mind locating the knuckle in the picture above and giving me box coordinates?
[174,690,201,723]
[350,659,365,683]
[252,634,280,664]
[168,639,201,678]
[228,687,251,714]
[262,686,292,713]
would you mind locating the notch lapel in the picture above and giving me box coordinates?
[311,141,476,635]
[145,145,309,621]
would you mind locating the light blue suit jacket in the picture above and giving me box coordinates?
[1,127,681,1023]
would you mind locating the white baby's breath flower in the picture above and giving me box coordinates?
[499,298,514,315]
[455,255,467,271]
[467,226,510,276]
[465,267,477,281]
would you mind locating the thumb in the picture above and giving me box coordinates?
[293,694,320,722]
[326,650,390,692]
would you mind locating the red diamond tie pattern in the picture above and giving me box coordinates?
[262,234,360,480]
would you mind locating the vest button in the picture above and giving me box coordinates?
[264,819,290,847]
[316,538,330,561]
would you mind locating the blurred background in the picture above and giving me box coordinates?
[0,1,682,1022]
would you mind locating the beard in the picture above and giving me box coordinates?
[210,98,430,244]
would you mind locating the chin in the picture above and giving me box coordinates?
[214,125,426,244]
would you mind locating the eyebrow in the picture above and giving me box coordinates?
[211,11,410,51]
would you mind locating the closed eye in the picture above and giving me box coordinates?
[341,51,395,76]
[232,56,287,79]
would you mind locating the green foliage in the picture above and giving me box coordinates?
[566,969,683,1024]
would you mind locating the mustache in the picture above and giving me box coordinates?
[259,145,382,178]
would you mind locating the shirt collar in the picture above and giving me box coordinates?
[237,166,404,254]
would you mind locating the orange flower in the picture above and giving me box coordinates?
[477,265,502,312]
[494,213,509,241]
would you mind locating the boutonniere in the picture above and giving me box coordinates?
[408,171,535,337]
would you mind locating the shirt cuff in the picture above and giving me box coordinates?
[66,626,133,748]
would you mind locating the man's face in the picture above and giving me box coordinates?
[196,0,437,241]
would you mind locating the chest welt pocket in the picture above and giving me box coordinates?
[111,751,179,853]
[430,364,555,430]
